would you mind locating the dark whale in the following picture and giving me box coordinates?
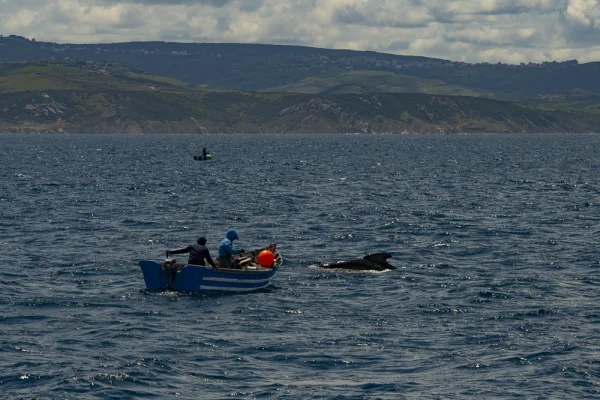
[317,252,395,271]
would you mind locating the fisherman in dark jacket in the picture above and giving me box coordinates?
[166,237,217,268]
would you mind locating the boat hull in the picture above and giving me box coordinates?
[139,261,278,292]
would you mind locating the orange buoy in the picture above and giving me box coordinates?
[257,250,275,268]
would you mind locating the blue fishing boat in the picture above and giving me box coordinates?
[139,245,281,292]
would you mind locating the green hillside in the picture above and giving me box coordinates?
[0,62,215,94]
[400,62,600,101]
[521,89,600,115]
[264,70,489,97]
[2,36,599,103]
[1,62,598,134]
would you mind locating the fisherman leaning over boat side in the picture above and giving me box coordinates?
[218,229,245,269]
[166,237,217,268]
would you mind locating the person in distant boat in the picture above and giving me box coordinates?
[166,237,217,268]
[218,229,245,269]
[195,148,209,161]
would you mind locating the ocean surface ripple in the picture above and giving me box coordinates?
[1,133,599,399]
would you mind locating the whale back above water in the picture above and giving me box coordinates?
[363,252,393,264]
[317,252,395,271]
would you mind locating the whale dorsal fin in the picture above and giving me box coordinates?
[363,253,392,263]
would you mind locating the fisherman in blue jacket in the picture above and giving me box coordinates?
[218,229,245,269]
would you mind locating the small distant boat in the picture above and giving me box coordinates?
[194,154,213,161]
[139,245,282,292]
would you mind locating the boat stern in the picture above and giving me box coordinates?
[139,260,170,290]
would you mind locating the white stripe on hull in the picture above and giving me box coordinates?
[203,276,274,284]
[199,283,270,292]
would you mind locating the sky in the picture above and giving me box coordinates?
[1,0,599,64]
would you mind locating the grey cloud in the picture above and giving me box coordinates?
[381,40,411,53]
[424,0,567,23]
[96,0,235,6]
[332,4,430,28]
[115,8,146,29]
[158,27,192,41]
[562,23,600,48]
[214,14,229,32]
[46,4,76,25]
[333,6,365,25]
[238,0,264,13]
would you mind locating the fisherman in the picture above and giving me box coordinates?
[202,148,208,159]
[218,229,245,269]
[166,237,217,268]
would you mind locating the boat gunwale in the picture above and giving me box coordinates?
[181,263,281,275]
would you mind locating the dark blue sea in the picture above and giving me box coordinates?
[1,133,599,399]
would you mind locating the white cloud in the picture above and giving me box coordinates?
[566,0,600,29]
[3,9,38,31]
[0,0,599,63]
